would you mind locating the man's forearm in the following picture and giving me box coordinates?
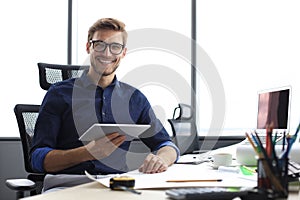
[43,146,92,173]
[157,146,177,166]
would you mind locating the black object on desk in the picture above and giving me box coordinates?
[166,187,249,200]
[165,188,277,200]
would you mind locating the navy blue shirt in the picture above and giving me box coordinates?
[31,72,179,174]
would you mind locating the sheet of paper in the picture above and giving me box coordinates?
[94,163,257,189]
[176,151,213,164]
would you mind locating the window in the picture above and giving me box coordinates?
[72,0,192,133]
[0,0,67,137]
[197,0,300,136]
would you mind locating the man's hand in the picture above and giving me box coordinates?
[43,132,126,173]
[139,146,177,174]
[138,153,168,174]
[85,132,126,160]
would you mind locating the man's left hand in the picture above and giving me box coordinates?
[138,153,168,174]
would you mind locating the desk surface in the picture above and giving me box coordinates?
[22,181,300,200]
[22,182,167,200]
[22,144,300,200]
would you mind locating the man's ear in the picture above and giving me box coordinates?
[121,47,127,58]
[86,42,91,54]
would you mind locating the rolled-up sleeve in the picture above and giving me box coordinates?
[30,85,64,173]
[31,147,53,172]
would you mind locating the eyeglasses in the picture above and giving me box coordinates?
[89,40,124,55]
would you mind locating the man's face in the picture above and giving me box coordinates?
[87,30,126,77]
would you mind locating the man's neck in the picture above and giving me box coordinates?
[98,74,115,88]
[87,70,115,89]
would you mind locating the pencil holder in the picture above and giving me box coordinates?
[257,158,289,199]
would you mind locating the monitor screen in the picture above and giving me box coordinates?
[257,87,291,131]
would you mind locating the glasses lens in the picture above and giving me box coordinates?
[92,41,123,55]
[110,43,123,54]
[93,41,106,52]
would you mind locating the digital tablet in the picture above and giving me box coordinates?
[79,123,151,141]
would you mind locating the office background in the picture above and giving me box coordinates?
[1,0,300,199]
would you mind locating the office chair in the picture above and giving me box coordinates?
[6,63,89,198]
[37,62,89,90]
[168,104,199,155]
[6,104,44,199]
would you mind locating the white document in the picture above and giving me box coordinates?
[176,151,213,164]
[90,163,257,189]
[79,124,151,141]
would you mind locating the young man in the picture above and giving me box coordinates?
[31,18,179,175]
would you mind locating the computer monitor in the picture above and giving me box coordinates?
[256,86,291,134]
[236,86,293,165]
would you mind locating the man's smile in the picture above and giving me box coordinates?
[96,57,117,65]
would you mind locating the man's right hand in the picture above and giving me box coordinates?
[43,132,126,173]
[85,132,126,160]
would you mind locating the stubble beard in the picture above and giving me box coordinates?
[90,56,120,77]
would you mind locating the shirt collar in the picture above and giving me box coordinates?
[79,71,120,89]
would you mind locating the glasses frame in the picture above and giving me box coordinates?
[89,40,125,55]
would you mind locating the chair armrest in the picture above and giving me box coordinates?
[6,179,36,191]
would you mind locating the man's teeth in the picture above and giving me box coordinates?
[100,60,113,64]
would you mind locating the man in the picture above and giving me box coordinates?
[31,18,179,175]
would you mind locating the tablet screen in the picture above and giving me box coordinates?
[79,124,151,141]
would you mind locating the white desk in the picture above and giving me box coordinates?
[21,180,300,200]
[22,182,166,200]
[21,144,300,199]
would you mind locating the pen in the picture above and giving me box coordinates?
[281,121,300,159]
[246,133,284,191]
[166,179,222,183]
[253,131,269,160]
[266,125,273,158]
[273,131,278,145]
[282,131,286,151]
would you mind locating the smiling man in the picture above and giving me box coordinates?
[30,18,179,176]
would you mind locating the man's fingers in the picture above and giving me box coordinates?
[105,132,121,140]
[151,159,164,172]
[145,156,156,173]
[141,154,154,173]
[110,135,126,146]
[95,132,125,144]
[87,133,126,160]
[139,154,168,174]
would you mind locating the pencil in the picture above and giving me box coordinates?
[166,179,222,183]
[245,132,258,154]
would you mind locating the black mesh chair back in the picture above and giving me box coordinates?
[14,104,40,173]
[37,62,89,90]
[168,104,199,155]
[13,104,44,195]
